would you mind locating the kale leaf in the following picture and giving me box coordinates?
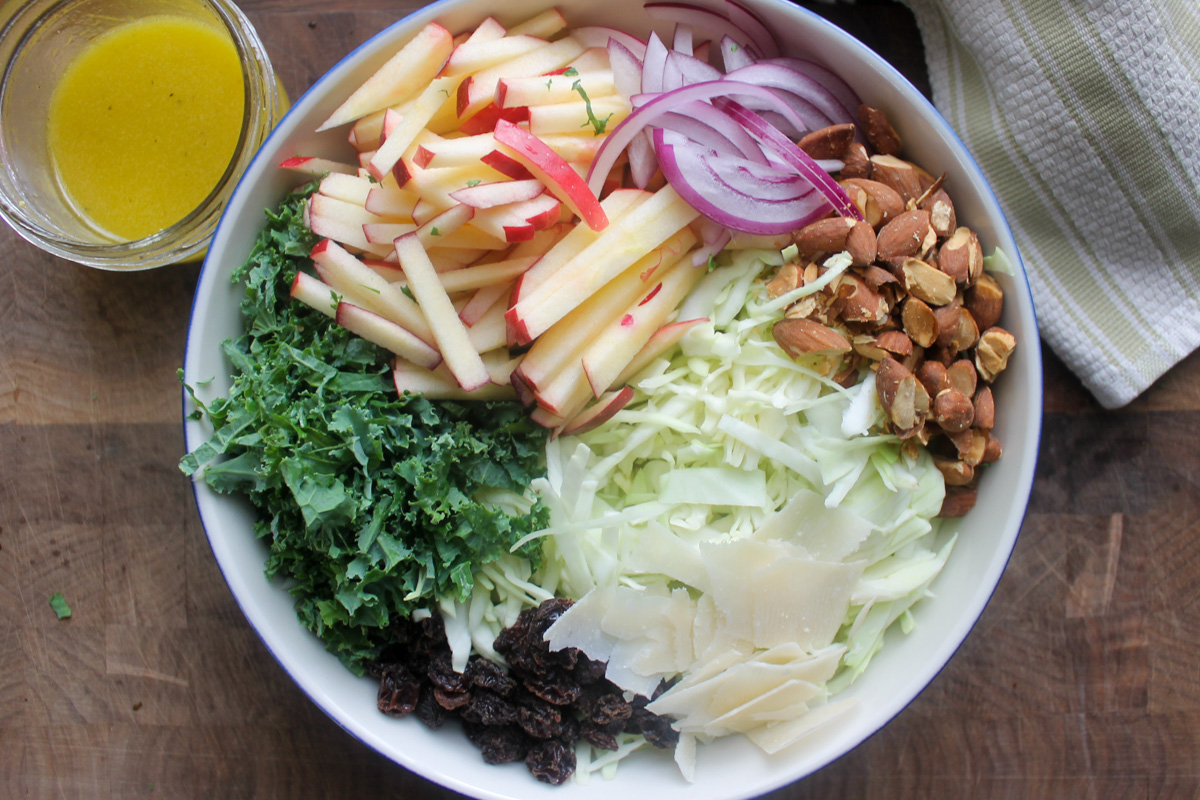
[182,184,549,673]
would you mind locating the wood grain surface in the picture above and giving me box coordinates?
[3,0,1198,797]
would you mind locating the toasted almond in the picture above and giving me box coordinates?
[921,187,957,238]
[973,385,995,429]
[933,454,975,486]
[901,295,939,348]
[839,177,905,229]
[772,317,852,357]
[839,141,871,179]
[946,359,978,398]
[876,355,930,431]
[876,208,935,261]
[939,226,983,286]
[765,261,802,299]
[976,326,1017,382]
[939,486,978,517]
[798,123,856,160]
[933,387,975,433]
[966,271,1004,329]
[901,257,957,306]
[858,104,902,156]
[869,154,931,203]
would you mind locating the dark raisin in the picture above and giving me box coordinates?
[377,663,420,717]
[464,723,532,765]
[415,685,446,730]
[525,739,577,785]
[632,707,680,749]
[433,686,471,711]
[461,689,519,727]
[465,656,517,696]
[427,651,468,693]
[581,719,623,751]
[579,685,632,726]
[516,700,562,739]
[523,672,581,706]
[573,655,608,686]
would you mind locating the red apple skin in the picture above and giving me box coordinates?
[480,150,534,180]
[559,386,635,436]
[492,119,608,231]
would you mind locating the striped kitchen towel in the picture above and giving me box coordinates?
[902,0,1200,408]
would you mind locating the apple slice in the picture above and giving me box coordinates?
[465,292,509,353]
[581,253,709,397]
[514,227,695,391]
[467,192,561,243]
[492,119,607,230]
[364,185,420,218]
[393,233,490,391]
[367,76,461,183]
[307,198,392,256]
[534,134,606,165]
[566,47,612,73]
[558,386,635,436]
[457,103,530,136]
[336,302,442,369]
[529,405,567,430]
[495,70,616,108]
[289,271,338,319]
[279,155,357,176]
[508,7,568,38]
[393,359,515,401]
[507,184,700,344]
[613,317,708,386]
[310,239,434,343]
[318,22,454,130]
[479,149,534,179]
[459,279,513,326]
[480,349,523,386]
[318,172,376,205]
[412,203,475,247]
[511,189,648,306]
[363,222,419,245]
[431,255,536,293]
[526,95,631,136]
[449,178,544,209]
[362,260,406,283]
[456,37,583,122]
[463,16,507,44]
[442,34,548,77]
[572,26,649,59]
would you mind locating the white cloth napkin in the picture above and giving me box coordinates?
[900,0,1200,407]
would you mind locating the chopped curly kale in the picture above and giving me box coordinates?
[182,184,550,673]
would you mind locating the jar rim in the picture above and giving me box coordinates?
[0,0,280,270]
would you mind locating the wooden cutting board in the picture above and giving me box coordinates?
[4,0,1199,797]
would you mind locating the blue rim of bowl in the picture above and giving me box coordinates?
[182,0,1044,796]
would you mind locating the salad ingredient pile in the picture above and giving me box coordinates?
[186,0,1018,786]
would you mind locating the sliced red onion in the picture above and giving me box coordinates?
[586,79,812,196]
[642,31,669,94]
[720,34,755,72]
[720,0,780,58]
[608,38,645,99]
[662,50,723,91]
[658,102,767,162]
[672,23,693,54]
[714,97,862,220]
[644,3,759,56]
[573,26,648,60]
[723,62,853,126]
[655,135,831,234]
[760,56,861,124]
[628,130,659,188]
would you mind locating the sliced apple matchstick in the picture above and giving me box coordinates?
[285,11,718,430]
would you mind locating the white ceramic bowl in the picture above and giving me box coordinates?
[183,0,1043,797]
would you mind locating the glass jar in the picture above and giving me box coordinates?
[0,0,283,270]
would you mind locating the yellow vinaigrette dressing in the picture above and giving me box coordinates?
[47,16,244,241]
